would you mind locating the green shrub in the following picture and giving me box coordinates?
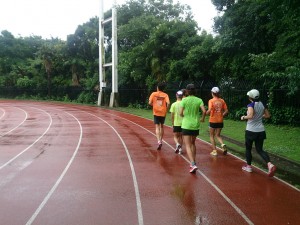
[269,106,300,126]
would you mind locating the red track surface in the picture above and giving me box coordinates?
[0,100,299,225]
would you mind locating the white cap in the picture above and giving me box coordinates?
[247,89,260,99]
[211,87,220,93]
[176,90,183,96]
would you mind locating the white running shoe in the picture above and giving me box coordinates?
[178,147,183,154]
[242,165,253,173]
[268,163,276,177]
[189,165,198,173]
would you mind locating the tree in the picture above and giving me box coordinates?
[116,0,198,89]
[66,18,99,89]
[0,31,44,87]
[212,0,235,11]
[38,39,67,96]
[185,32,218,81]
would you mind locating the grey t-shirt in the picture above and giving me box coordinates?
[246,101,266,132]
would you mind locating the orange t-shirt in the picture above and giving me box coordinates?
[149,91,170,117]
[208,97,227,123]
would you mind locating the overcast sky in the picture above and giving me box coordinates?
[0,0,217,40]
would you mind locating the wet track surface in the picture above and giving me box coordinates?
[0,100,299,225]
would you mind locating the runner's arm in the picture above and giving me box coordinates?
[200,105,206,122]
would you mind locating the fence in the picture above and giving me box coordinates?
[0,81,299,126]
[116,80,300,126]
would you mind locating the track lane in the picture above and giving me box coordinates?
[0,107,52,169]
[26,108,142,225]
[25,104,248,225]
[25,110,83,225]
[97,108,251,225]
[0,100,299,225]
[100,107,300,225]
[0,108,5,120]
[0,105,82,224]
[64,106,249,225]
[0,106,28,138]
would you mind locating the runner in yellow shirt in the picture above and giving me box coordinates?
[170,90,183,154]
[180,84,206,173]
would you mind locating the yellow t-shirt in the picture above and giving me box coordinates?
[170,100,183,126]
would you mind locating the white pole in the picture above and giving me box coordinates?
[98,0,105,106]
[112,0,118,94]
[109,0,119,107]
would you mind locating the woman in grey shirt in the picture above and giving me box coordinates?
[240,89,276,177]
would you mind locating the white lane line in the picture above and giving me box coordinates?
[0,107,28,138]
[88,112,144,225]
[26,111,83,225]
[103,111,254,225]
[0,107,52,170]
[0,108,5,120]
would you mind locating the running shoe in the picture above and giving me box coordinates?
[189,165,198,173]
[178,147,183,155]
[175,144,180,154]
[221,144,227,155]
[210,150,217,156]
[268,163,276,177]
[157,141,162,150]
[242,165,253,173]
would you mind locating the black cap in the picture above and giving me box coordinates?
[186,84,195,90]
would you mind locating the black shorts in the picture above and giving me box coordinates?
[182,129,199,136]
[209,122,224,129]
[245,130,266,141]
[154,115,165,124]
[173,126,182,133]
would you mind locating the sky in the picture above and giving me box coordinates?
[0,0,218,40]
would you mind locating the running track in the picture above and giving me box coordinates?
[0,100,299,225]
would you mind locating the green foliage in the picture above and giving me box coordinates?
[231,107,247,120]
[212,0,235,11]
[76,91,96,104]
[117,0,200,88]
[249,52,300,96]
[269,106,300,126]
[16,76,34,88]
[128,102,148,109]
[118,1,197,90]
[185,33,217,80]
[62,95,71,102]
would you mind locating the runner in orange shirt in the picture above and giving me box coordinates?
[206,87,228,156]
[149,82,170,150]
